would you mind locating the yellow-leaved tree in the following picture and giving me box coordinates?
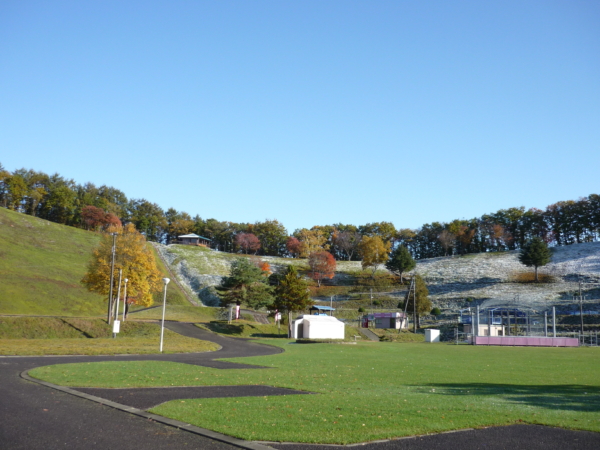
[359,235,392,277]
[82,223,162,318]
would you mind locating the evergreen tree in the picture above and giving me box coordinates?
[518,237,552,282]
[220,258,274,310]
[273,265,311,337]
[385,245,416,283]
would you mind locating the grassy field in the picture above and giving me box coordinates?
[0,207,190,316]
[29,342,600,444]
[0,317,219,355]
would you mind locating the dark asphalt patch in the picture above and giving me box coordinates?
[75,385,314,409]
[268,424,600,450]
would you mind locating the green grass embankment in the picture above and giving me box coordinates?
[0,316,218,355]
[0,207,190,316]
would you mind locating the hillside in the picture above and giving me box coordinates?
[157,242,600,312]
[0,208,188,316]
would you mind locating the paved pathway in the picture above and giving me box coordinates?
[1,322,599,449]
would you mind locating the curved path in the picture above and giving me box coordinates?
[1,322,599,449]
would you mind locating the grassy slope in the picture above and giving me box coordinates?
[0,207,105,316]
[31,343,600,443]
[0,207,189,316]
[0,317,219,355]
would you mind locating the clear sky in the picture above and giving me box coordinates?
[1,1,599,234]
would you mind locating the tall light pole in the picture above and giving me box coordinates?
[159,278,170,352]
[122,278,128,321]
[113,269,122,338]
[107,232,117,324]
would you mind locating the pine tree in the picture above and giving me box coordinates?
[518,237,552,282]
[273,266,311,337]
[385,245,416,283]
[220,258,274,310]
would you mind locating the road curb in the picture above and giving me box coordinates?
[20,370,275,450]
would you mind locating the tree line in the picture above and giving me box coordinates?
[2,163,599,260]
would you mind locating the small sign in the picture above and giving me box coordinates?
[113,320,121,333]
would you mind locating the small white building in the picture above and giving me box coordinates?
[291,315,345,340]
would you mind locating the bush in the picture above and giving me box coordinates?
[511,272,556,283]
[358,307,365,313]
[431,307,442,316]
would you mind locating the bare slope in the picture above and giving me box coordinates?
[158,241,600,311]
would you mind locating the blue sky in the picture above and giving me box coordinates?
[1,1,599,233]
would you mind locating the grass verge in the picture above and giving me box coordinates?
[0,317,219,355]
[29,343,600,443]
[128,305,219,322]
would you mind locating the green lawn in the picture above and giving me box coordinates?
[29,342,600,444]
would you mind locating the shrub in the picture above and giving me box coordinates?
[511,272,556,283]
[431,307,442,316]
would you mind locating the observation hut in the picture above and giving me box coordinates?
[175,233,212,247]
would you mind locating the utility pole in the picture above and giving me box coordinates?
[107,232,117,324]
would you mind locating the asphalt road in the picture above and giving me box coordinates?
[1,322,599,449]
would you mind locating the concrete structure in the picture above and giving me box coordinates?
[362,312,408,330]
[425,329,440,342]
[291,315,345,339]
[463,324,506,336]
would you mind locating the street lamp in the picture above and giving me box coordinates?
[159,278,170,352]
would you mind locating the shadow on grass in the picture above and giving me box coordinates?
[420,383,600,413]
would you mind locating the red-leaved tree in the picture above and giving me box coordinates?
[308,251,336,287]
[235,233,261,254]
[286,236,302,257]
[81,205,122,230]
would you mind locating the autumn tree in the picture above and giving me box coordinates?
[332,230,361,261]
[385,245,416,283]
[220,258,274,310]
[295,228,329,258]
[308,251,336,287]
[404,274,431,329]
[359,235,392,277]
[235,233,261,254]
[437,230,456,256]
[518,237,552,282]
[358,221,397,243]
[81,205,122,231]
[81,223,162,320]
[273,265,311,337]
[286,236,302,257]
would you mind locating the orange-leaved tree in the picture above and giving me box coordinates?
[81,223,162,320]
[308,251,336,287]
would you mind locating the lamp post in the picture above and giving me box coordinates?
[122,278,128,321]
[159,278,170,352]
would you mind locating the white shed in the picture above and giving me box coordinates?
[291,315,345,340]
